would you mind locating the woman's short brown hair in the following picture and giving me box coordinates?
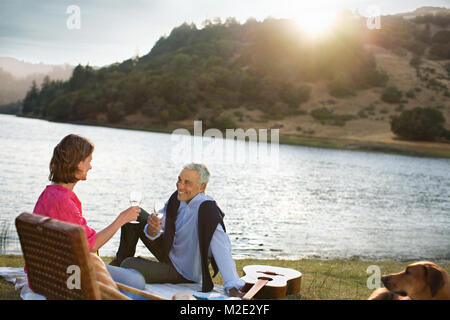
[49,134,94,183]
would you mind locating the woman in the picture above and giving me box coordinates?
[31,134,146,291]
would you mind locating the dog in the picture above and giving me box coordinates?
[368,261,450,300]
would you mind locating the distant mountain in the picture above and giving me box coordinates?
[397,6,450,19]
[0,57,73,79]
[0,57,74,105]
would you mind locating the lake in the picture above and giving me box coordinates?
[1,114,449,261]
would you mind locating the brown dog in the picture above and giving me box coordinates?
[368,261,450,300]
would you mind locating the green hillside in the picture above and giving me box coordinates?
[9,8,450,155]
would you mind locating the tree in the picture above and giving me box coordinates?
[171,53,192,74]
[391,107,446,141]
[107,101,126,123]
[68,65,94,90]
[22,81,39,114]
[142,96,167,117]
[47,94,73,121]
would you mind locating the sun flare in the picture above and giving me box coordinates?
[294,10,337,38]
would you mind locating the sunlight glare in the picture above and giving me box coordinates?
[294,10,337,38]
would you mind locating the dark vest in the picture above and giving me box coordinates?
[160,191,226,292]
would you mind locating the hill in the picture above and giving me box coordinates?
[0,57,73,79]
[0,57,74,107]
[10,7,450,157]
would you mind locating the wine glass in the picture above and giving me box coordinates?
[129,191,142,224]
[152,202,164,231]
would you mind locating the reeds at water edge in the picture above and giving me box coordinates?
[0,220,10,254]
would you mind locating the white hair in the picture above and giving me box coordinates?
[182,163,210,185]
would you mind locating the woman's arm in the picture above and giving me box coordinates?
[90,207,140,252]
[90,217,122,253]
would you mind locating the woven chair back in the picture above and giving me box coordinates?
[15,212,101,300]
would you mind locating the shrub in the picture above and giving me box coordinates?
[233,111,244,121]
[395,104,404,112]
[443,129,450,141]
[327,73,355,98]
[431,30,450,44]
[391,107,446,141]
[406,89,416,99]
[429,44,450,60]
[358,109,368,118]
[380,107,389,114]
[214,114,237,130]
[381,86,403,103]
[445,63,450,77]
[365,104,375,112]
[279,84,311,109]
[311,108,357,127]
[409,56,422,68]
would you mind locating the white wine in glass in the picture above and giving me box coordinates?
[129,191,142,224]
[152,203,164,231]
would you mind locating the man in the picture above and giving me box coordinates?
[110,163,245,297]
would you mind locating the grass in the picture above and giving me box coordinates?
[280,134,450,159]
[0,220,10,255]
[1,254,449,300]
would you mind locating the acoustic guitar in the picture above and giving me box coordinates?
[241,265,302,300]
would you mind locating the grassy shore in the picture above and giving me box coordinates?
[278,134,450,159]
[1,254,449,300]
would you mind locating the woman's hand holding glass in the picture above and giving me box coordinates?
[128,191,142,224]
[119,206,141,225]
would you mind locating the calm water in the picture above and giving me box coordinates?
[1,114,449,261]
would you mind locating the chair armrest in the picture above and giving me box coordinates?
[116,282,167,300]
[98,282,131,300]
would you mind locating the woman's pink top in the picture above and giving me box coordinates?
[25,184,96,290]
[33,184,97,249]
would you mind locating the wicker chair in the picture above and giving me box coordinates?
[15,212,165,300]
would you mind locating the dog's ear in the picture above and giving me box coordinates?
[425,265,444,297]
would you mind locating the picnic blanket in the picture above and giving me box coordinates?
[0,267,237,300]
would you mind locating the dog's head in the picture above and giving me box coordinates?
[381,261,446,299]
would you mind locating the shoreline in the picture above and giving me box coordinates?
[12,114,450,159]
[2,253,450,264]
[2,254,450,300]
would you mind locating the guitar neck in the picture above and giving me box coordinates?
[242,279,269,300]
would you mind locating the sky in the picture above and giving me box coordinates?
[0,0,449,67]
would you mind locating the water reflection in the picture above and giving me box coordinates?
[1,114,449,261]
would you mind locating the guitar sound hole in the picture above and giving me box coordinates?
[258,271,280,276]
[258,277,273,281]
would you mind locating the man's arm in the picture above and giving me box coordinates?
[209,225,245,296]
[143,206,166,240]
